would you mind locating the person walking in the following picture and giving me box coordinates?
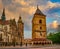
[26,43,27,47]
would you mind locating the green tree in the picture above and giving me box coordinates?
[47,32,60,44]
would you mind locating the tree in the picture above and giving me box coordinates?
[47,32,60,44]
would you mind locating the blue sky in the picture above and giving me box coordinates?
[50,0,60,3]
[0,0,60,39]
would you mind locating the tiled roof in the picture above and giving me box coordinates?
[0,19,10,25]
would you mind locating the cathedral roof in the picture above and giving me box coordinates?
[0,20,10,25]
[35,5,45,15]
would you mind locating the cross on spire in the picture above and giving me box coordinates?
[34,5,45,15]
[37,5,39,9]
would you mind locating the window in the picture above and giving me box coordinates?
[4,26,7,31]
[39,20,42,23]
[40,27,42,29]
[40,32,42,36]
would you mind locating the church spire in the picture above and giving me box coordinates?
[35,5,45,16]
[1,8,6,21]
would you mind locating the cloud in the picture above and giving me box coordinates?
[44,1,60,30]
[13,0,30,7]
[52,20,58,28]
[47,6,60,14]
[48,20,58,29]
[17,0,29,6]
[3,8,19,20]
[47,1,58,8]
[40,1,60,13]
[47,20,59,32]
[1,0,13,6]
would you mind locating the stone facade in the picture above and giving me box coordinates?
[32,6,52,45]
[32,6,46,39]
[0,8,24,44]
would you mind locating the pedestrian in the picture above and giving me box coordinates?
[26,43,27,47]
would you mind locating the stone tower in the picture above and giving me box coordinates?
[32,6,46,39]
[17,16,24,42]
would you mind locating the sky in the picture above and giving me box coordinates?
[0,0,60,39]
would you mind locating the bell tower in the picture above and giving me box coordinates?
[32,5,46,39]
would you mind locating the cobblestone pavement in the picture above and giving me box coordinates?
[0,45,60,49]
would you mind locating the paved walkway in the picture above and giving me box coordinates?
[0,45,60,49]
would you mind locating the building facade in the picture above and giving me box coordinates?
[0,8,24,45]
[0,8,11,43]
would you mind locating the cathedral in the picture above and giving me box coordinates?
[0,8,24,45]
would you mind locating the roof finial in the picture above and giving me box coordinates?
[37,5,38,9]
